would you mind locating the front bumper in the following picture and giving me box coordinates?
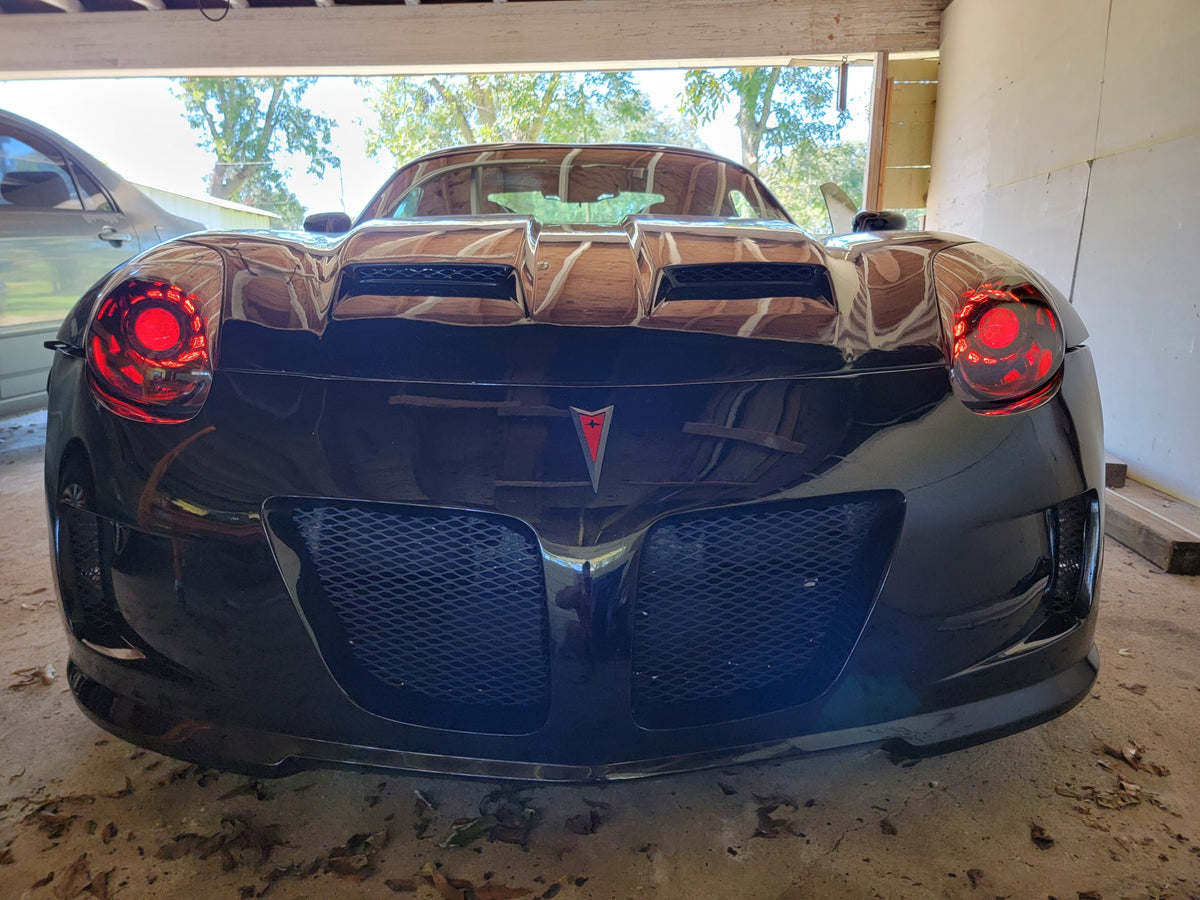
[45,348,1106,780]
[68,645,1099,780]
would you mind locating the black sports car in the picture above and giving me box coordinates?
[44,144,1103,780]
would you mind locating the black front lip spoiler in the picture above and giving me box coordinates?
[66,646,1098,783]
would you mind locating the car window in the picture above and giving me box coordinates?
[70,163,116,213]
[382,151,791,224]
[0,128,84,212]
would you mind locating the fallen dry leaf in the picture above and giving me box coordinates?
[429,870,466,900]
[880,817,897,836]
[155,814,283,871]
[89,867,114,900]
[1098,739,1148,772]
[753,800,803,839]
[25,809,79,840]
[1030,822,1055,849]
[384,878,418,893]
[438,816,497,849]
[51,853,91,899]
[479,786,539,849]
[1116,648,1133,657]
[325,827,387,880]
[1121,742,1143,769]
[566,808,604,836]
[413,788,436,812]
[1118,683,1148,695]
[8,663,56,690]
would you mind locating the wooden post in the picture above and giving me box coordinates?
[865,51,890,211]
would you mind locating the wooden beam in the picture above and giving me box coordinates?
[864,51,889,210]
[0,0,942,79]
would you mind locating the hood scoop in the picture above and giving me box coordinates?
[654,262,834,306]
[339,262,519,302]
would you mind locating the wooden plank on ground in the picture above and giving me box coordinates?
[1105,480,1200,575]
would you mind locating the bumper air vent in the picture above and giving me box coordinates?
[1039,491,1100,635]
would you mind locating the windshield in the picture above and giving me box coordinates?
[368,146,790,225]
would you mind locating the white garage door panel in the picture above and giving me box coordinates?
[981,162,1091,294]
[1073,133,1200,506]
[1097,0,1200,157]
[982,0,1107,188]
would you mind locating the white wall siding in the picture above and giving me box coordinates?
[133,184,278,231]
[928,0,1200,504]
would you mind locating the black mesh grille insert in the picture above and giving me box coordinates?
[655,262,834,304]
[339,263,517,301]
[1042,492,1096,629]
[277,502,550,733]
[58,504,124,644]
[631,493,903,728]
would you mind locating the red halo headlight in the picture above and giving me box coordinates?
[948,280,1065,414]
[86,251,223,423]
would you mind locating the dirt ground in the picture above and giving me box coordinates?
[1,410,1198,900]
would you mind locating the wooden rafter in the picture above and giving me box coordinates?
[0,0,945,80]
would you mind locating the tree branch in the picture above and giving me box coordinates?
[430,77,475,144]
[528,73,562,142]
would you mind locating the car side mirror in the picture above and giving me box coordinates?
[303,211,352,234]
[852,210,907,232]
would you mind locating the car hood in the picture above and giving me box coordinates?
[162,218,1078,387]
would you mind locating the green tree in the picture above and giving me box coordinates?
[760,139,867,233]
[596,101,706,148]
[680,66,844,173]
[364,73,689,163]
[174,77,337,227]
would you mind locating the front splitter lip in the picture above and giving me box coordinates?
[66,646,1098,783]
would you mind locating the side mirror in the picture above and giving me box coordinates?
[303,211,352,234]
[852,210,907,232]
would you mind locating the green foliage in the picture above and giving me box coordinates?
[174,77,337,227]
[363,73,689,164]
[595,101,706,148]
[760,140,867,233]
[681,66,845,172]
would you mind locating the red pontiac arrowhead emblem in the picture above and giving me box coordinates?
[570,406,613,492]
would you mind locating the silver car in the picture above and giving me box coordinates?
[0,108,203,414]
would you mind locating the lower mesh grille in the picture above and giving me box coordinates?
[631,494,903,728]
[1042,492,1096,628]
[279,502,550,733]
[58,505,124,643]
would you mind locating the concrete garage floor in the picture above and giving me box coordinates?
[1,412,1198,900]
